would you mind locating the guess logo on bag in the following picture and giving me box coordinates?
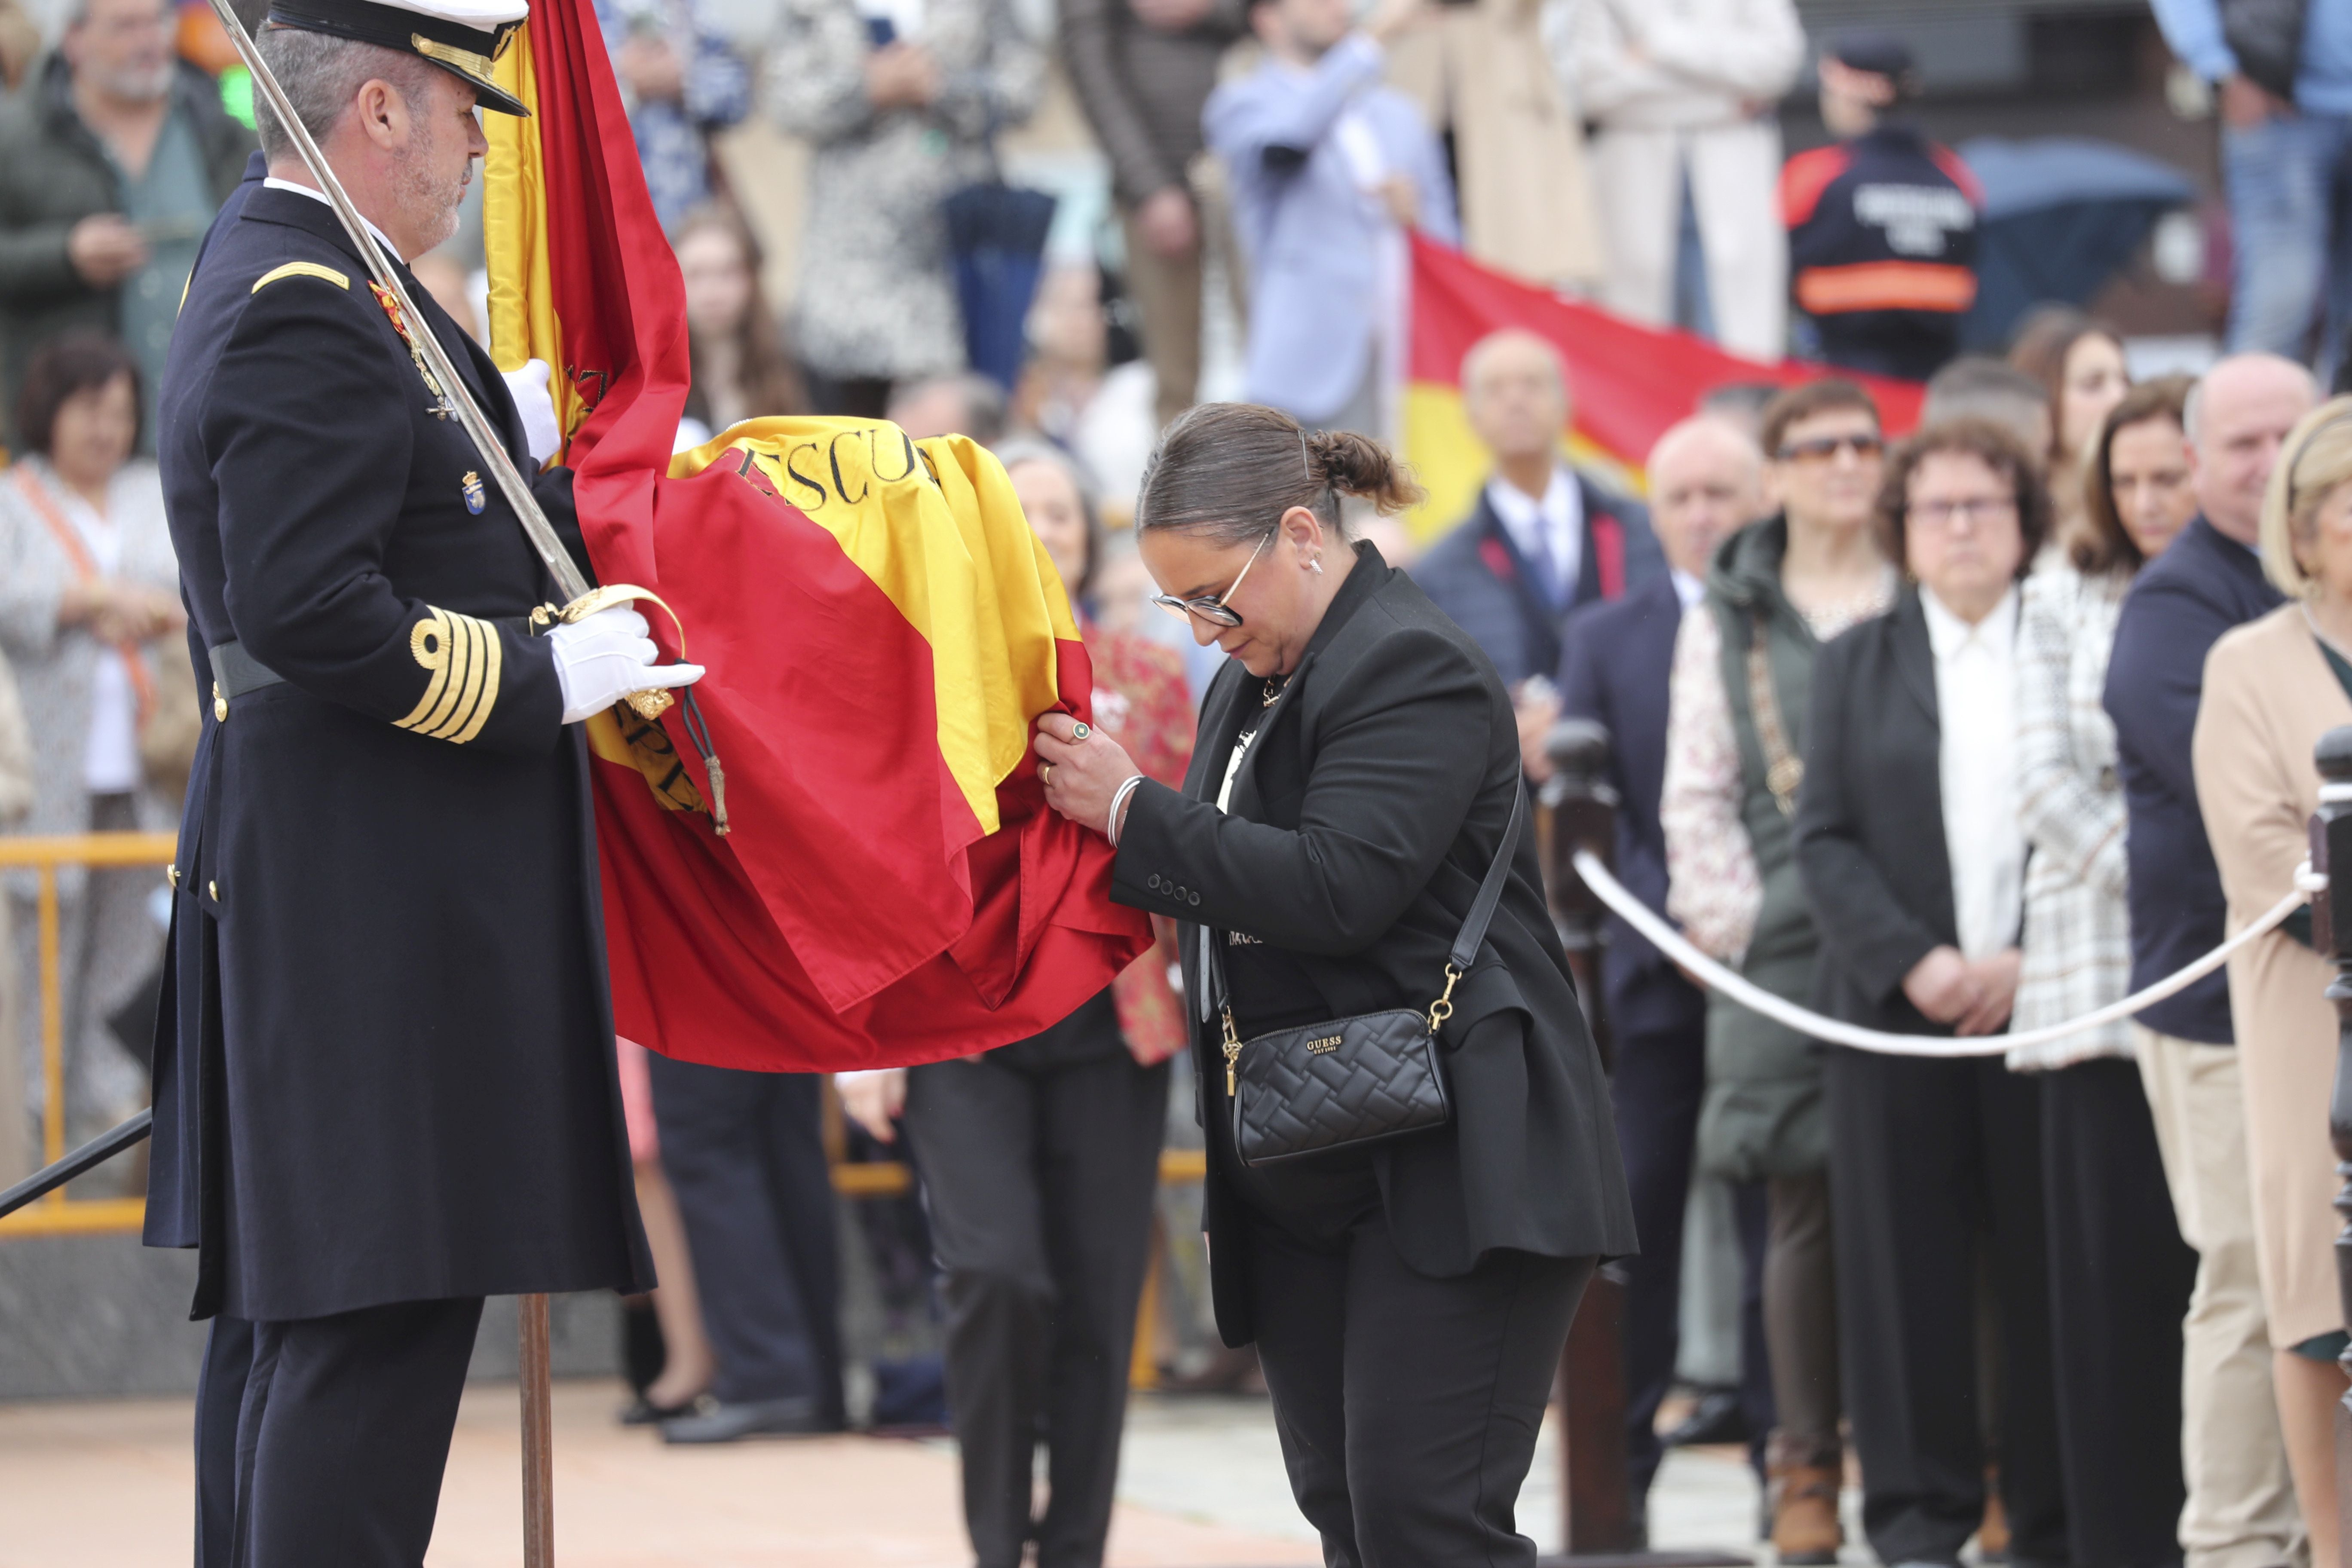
[1306,1035,1343,1054]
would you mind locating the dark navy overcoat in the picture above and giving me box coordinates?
[143,183,651,1321]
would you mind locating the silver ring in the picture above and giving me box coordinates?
[1071,721,1091,741]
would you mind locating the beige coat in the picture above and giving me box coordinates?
[2194,603,2351,1348]
[1562,0,1802,359]
[1387,0,1602,288]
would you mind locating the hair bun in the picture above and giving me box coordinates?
[1308,429,1425,517]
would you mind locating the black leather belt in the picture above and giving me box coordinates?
[207,640,285,707]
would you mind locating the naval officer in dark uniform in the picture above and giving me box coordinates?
[143,3,702,1560]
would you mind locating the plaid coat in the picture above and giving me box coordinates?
[2011,564,2133,1069]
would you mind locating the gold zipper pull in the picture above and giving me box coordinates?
[1221,1008,1243,1095]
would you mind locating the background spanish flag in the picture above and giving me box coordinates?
[1404,235,1927,539]
[480,0,1149,1072]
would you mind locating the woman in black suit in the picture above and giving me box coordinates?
[1034,403,1636,1566]
[1792,419,2064,1568]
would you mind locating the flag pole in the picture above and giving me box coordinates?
[519,1293,556,1567]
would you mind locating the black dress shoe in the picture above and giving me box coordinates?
[658,1394,829,1444]
[618,1394,700,1427]
[1663,1387,1751,1448]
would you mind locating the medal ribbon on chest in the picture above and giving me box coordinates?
[369,281,455,420]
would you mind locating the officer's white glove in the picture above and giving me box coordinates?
[504,358,563,466]
[548,605,704,724]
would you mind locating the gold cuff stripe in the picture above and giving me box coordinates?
[251,261,350,294]
[394,607,503,743]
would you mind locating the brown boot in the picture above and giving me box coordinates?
[1768,1461,1844,1565]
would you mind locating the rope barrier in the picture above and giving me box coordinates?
[1570,851,2319,1059]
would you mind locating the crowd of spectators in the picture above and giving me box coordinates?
[13,0,2352,1564]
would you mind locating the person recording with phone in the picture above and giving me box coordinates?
[1034,402,1634,1567]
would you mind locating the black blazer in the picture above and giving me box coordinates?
[1558,571,1707,1040]
[1114,543,1636,1344]
[1792,588,2012,1036]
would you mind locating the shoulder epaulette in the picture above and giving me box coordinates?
[251,261,351,294]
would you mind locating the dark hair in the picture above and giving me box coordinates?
[2009,305,2123,463]
[1875,417,2051,581]
[14,332,141,457]
[2076,374,2193,575]
[1758,378,1880,458]
[1135,403,1424,546]
[672,203,806,426]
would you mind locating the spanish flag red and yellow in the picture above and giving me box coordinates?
[481,0,1149,1071]
[1404,235,1927,539]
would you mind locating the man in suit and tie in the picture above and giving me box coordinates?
[1415,329,1663,774]
[1560,415,1771,1524]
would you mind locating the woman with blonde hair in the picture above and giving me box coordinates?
[2193,396,2352,1568]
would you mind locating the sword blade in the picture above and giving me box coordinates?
[200,0,592,606]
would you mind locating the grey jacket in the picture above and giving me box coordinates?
[767,0,1043,381]
[1057,0,1241,206]
[0,55,254,436]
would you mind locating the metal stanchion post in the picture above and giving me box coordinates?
[2313,727,2352,1547]
[1540,719,1748,1568]
[1543,719,1636,1557]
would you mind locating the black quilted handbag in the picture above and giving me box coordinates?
[1213,787,1525,1167]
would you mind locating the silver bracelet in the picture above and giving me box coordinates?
[1106,773,1146,847]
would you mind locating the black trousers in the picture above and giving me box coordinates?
[196,1315,255,1568]
[647,1055,843,1421]
[904,1049,1170,1568]
[193,1296,483,1566]
[1827,1047,2066,1567]
[1246,1211,1594,1568]
[2043,1058,2196,1568]
[1611,1020,1774,1494]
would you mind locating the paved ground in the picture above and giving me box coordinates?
[0,1379,1796,1566]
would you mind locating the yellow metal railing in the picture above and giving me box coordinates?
[0,831,177,1238]
[0,835,1212,1255]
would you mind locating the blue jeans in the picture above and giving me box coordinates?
[2222,110,2352,376]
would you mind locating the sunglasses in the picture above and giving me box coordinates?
[1777,432,1886,463]
[1151,530,1275,628]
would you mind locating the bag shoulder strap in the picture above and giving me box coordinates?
[11,466,156,725]
[13,466,99,582]
[1204,782,1529,1021]
[1746,609,1802,818]
[1447,783,1526,973]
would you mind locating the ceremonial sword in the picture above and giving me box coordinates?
[202,0,683,721]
